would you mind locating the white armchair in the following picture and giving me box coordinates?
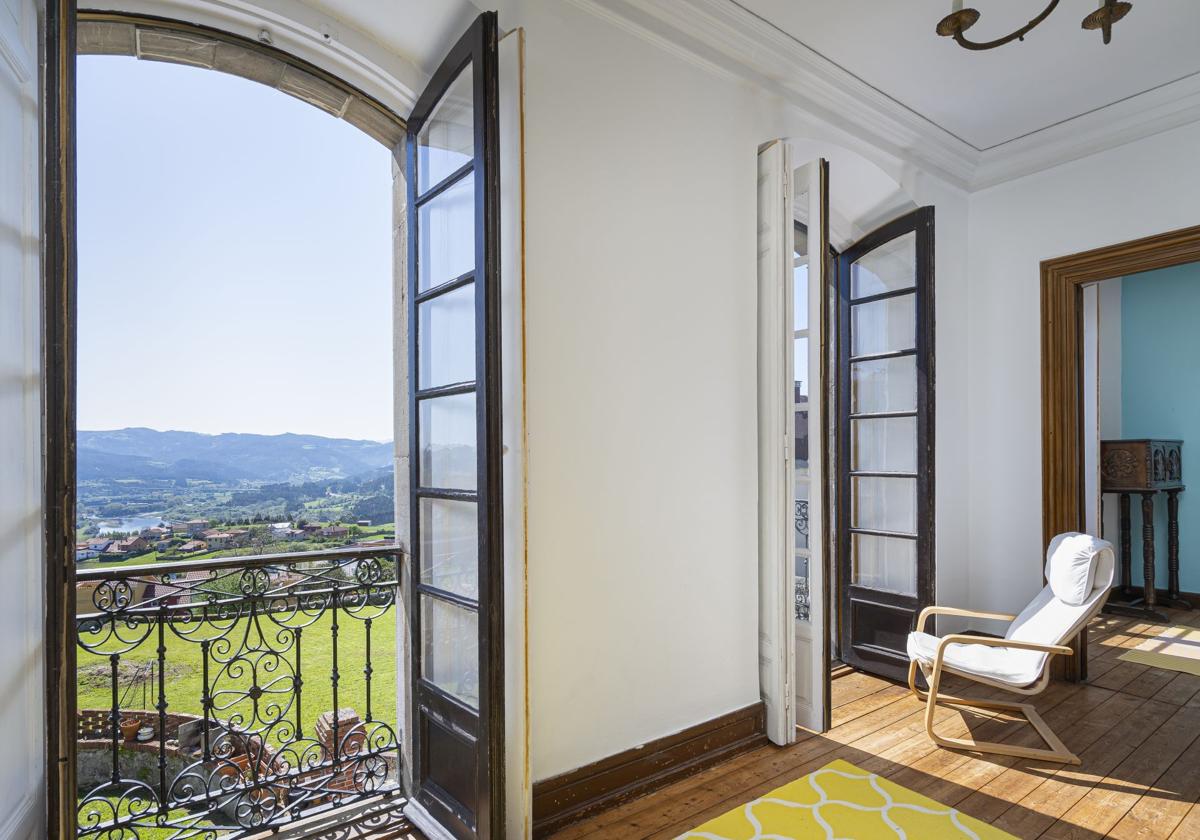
[906,533,1115,765]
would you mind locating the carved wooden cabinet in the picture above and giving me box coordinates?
[1101,439,1187,619]
[1100,439,1183,492]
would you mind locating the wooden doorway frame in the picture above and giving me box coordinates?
[1040,223,1200,677]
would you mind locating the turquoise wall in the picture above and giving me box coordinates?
[1122,262,1200,593]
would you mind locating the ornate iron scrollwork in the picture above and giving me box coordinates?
[795,500,810,622]
[75,548,405,839]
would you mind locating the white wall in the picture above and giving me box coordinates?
[0,0,45,835]
[512,0,764,780]
[498,0,972,781]
[966,121,1200,615]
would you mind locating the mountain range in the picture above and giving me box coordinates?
[77,427,394,484]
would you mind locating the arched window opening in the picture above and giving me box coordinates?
[72,23,410,838]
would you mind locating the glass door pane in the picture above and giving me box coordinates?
[850,417,917,473]
[420,498,479,599]
[851,476,917,533]
[418,176,475,292]
[849,231,915,297]
[417,64,474,192]
[850,356,916,414]
[419,392,478,490]
[421,595,480,706]
[850,294,915,356]
[852,533,917,596]
[419,283,476,387]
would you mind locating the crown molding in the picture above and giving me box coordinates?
[568,0,1200,193]
[570,0,979,189]
[972,71,1200,190]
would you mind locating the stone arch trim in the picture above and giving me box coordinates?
[78,12,405,148]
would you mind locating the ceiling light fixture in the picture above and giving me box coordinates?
[936,0,1133,50]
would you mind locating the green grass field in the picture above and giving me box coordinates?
[78,550,165,570]
[77,607,399,742]
[78,798,208,839]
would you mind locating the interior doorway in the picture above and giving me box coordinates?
[1041,223,1200,678]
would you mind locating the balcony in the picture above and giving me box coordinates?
[74,547,408,839]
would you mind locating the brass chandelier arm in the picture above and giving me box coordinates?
[938,0,1061,50]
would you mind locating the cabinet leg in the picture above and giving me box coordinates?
[1167,489,1191,610]
[1142,492,1158,613]
[1120,493,1132,595]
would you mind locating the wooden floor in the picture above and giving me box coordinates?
[549,607,1200,839]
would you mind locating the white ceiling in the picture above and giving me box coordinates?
[310,0,481,76]
[736,0,1200,151]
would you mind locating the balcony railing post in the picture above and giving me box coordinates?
[364,617,373,724]
[109,653,120,785]
[294,626,303,738]
[330,583,341,777]
[157,606,168,817]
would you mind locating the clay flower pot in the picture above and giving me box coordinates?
[119,718,141,743]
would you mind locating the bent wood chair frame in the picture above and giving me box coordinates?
[906,606,1081,766]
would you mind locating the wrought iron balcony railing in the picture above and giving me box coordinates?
[795,499,810,622]
[74,546,405,839]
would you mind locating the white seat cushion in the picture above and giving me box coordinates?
[906,631,1046,688]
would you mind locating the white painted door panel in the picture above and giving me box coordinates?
[758,144,830,744]
[0,0,46,836]
[792,160,829,734]
[757,140,796,745]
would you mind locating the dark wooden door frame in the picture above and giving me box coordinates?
[836,206,936,683]
[1041,223,1200,678]
[406,12,504,839]
[43,1,78,836]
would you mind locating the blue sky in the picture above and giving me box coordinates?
[77,55,395,441]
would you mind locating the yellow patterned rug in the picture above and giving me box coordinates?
[677,759,1016,839]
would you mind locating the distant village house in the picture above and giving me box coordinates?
[182,519,209,536]
[105,536,148,557]
[205,531,245,550]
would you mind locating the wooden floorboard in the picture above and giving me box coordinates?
[549,608,1200,840]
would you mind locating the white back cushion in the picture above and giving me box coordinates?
[1045,532,1103,606]
[1007,534,1115,649]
